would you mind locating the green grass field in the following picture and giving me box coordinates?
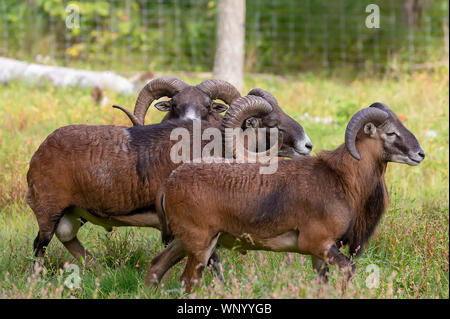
[0,70,448,298]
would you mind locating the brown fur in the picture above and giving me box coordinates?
[162,136,387,247]
[27,99,310,270]
[318,133,388,254]
[149,103,424,291]
[152,133,389,291]
[26,121,219,259]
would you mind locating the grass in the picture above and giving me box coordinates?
[0,69,448,298]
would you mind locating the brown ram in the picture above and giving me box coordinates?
[26,93,312,271]
[148,102,425,292]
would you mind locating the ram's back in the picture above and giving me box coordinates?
[27,125,157,215]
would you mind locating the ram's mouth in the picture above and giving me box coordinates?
[293,144,313,157]
[408,157,422,165]
[395,155,423,166]
[296,149,312,156]
[277,148,310,159]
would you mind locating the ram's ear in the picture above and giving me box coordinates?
[364,122,377,137]
[211,102,228,113]
[245,117,261,128]
[154,101,171,112]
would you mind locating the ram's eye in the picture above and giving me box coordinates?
[386,132,397,137]
[264,119,278,128]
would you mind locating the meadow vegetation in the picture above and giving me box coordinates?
[0,69,448,298]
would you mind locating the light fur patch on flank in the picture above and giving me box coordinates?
[122,128,130,139]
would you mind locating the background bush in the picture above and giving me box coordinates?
[0,0,448,73]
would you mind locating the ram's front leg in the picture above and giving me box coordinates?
[146,238,186,288]
[308,243,355,293]
[208,250,224,282]
[181,253,207,293]
[324,245,355,281]
[311,256,330,282]
[301,227,354,287]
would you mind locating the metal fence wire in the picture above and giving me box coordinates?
[0,0,448,74]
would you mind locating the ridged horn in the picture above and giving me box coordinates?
[370,102,392,113]
[248,88,280,109]
[133,77,189,125]
[196,79,241,106]
[222,95,280,162]
[345,107,389,160]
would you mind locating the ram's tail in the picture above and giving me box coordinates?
[157,192,173,245]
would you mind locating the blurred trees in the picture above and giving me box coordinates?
[0,0,448,73]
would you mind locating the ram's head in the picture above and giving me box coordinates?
[114,77,241,125]
[222,90,313,160]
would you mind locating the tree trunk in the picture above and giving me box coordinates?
[402,0,432,28]
[213,0,246,92]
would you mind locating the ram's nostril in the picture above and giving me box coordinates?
[418,151,425,159]
[305,142,313,150]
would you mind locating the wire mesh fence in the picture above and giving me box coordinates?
[0,0,448,74]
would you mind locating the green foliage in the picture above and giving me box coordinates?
[0,0,448,73]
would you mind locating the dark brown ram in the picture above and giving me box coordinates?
[148,102,425,292]
[26,93,312,270]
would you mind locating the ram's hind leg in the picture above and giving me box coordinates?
[62,237,90,261]
[32,209,64,259]
[33,230,54,259]
[30,204,65,272]
[55,209,93,265]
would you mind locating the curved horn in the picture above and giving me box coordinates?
[248,88,279,109]
[133,77,189,125]
[222,95,280,162]
[345,107,389,160]
[370,102,392,113]
[222,95,272,130]
[196,79,241,105]
[112,105,141,126]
